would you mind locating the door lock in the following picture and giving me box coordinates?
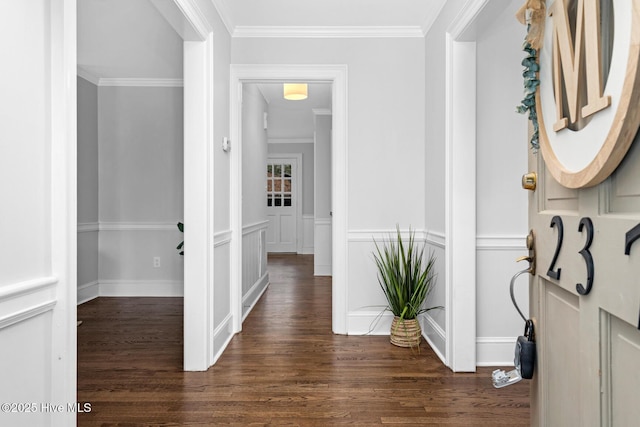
[522,172,537,191]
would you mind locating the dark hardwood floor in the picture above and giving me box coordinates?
[77,254,529,426]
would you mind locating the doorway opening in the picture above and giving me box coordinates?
[229,65,348,335]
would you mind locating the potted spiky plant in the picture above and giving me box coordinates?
[373,226,439,347]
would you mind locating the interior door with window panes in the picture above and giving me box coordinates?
[266,158,297,252]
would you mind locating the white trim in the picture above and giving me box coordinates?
[51,0,77,416]
[0,301,57,330]
[78,222,99,233]
[445,1,486,372]
[77,66,99,85]
[231,64,348,335]
[183,33,216,371]
[77,281,99,305]
[268,137,314,144]
[422,313,447,364]
[347,228,427,242]
[241,273,269,321]
[426,230,446,249]
[476,235,527,251]
[214,230,233,247]
[169,0,212,40]
[98,78,183,87]
[99,221,179,231]
[347,310,394,335]
[99,280,184,297]
[212,313,234,365]
[312,108,332,116]
[0,276,59,300]
[232,25,425,39]
[301,214,315,254]
[448,0,491,40]
[476,337,518,367]
[0,277,59,329]
[242,220,269,236]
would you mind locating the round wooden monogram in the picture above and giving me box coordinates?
[536,0,640,188]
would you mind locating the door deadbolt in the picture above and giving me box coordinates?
[522,172,537,191]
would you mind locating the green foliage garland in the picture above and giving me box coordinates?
[516,39,540,151]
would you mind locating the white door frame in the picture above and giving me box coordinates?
[147,0,214,371]
[445,0,506,372]
[230,65,348,334]
[266,153,303,253]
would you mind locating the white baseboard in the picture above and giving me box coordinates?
[422,313,446,365]
[77,281,99,304]
[476,337,517,367]
[212,313,235,365]
[300,246,314,255]
[97,280,183,297]
[242,273,269,321]
[314,265,332,276]
[346,310,393,335]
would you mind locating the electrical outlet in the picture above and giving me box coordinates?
[153,257,161,268]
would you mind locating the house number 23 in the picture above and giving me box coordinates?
[547,217,640,298]
[546,216,594,295]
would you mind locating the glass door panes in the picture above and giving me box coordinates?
[267,162,293,207]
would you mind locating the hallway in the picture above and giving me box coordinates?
[77,254,529,426]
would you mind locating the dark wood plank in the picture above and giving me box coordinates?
[78,254,529,426]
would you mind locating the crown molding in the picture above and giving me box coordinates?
[76,66,100,86]
[232,25,425,39]
[98,78,184,87]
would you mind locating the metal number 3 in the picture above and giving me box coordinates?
[576,217,594,295]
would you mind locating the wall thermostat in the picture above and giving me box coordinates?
[222,137,230,152]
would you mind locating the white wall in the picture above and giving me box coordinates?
[424,0,529,366]
[241,84,269,316]
[77,77,100,303]
[1,1,76,424]
[314,113,332,275]
[94,85,184,297]
[475,2,529,365]
[232,36,426,332]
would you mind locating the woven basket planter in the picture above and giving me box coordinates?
[390,316,421,347]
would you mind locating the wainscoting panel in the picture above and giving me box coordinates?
[314,218,332,276]
[301,214,315,254]
[242,221,269,318]
[476,235,528,366]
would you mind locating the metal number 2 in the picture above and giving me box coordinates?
[547,215,563,280]
[576,217,594,295]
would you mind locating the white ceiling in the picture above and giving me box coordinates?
[213,0,445,34]
[78,1,446,81]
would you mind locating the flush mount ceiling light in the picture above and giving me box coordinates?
[283,83,308,100]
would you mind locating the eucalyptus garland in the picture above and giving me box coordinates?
[516,40,540,151]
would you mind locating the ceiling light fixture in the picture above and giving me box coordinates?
[283,83,308,100]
